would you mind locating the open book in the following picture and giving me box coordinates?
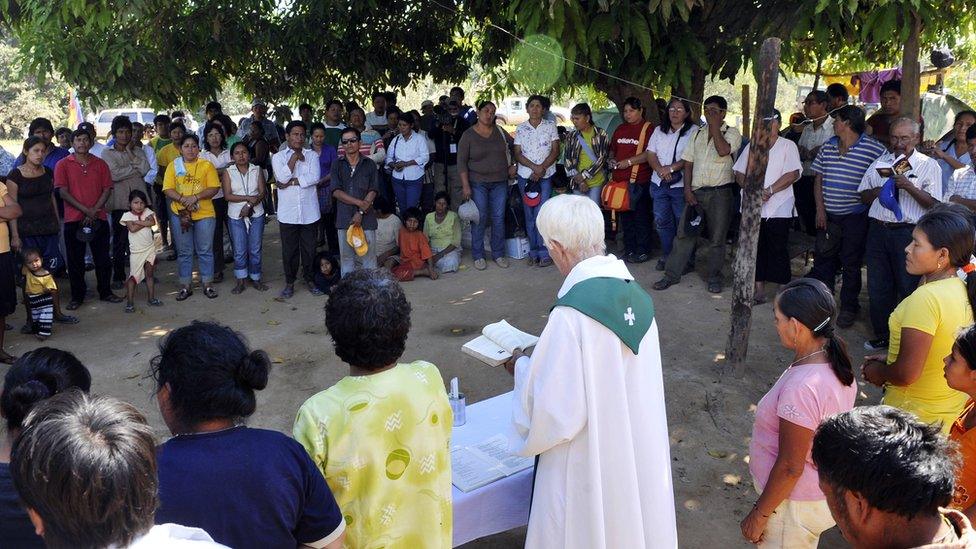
[451,434,535,492]
[461,320,539,367]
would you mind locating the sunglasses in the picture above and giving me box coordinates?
[340,137,360,144]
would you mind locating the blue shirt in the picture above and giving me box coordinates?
[156,426,345,549]
[812,134,887,215]
[316,144,338,212]
[12,145,70,173]
[0,463,45,548]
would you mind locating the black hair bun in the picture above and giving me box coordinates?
[2,379,53,429]
[236,351,270,391]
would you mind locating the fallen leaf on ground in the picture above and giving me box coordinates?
[707,450,729,459]
[267,320,280,326]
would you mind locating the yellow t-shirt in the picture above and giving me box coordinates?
[293,361,453,549]
[156,142,181,169]
[162,159,219,220]
[22,266,56,296]
[883,277,972,433]
[578,127,606,187]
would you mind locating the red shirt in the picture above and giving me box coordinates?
[398,228,432,270]
[53,154,113,222]
[610,121,654,183]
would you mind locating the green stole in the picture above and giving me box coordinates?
[552,277,654,355]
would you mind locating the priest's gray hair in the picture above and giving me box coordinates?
[890,116,920,136]
[537,194,606,259]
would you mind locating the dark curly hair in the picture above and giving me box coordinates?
[325,269,411,370]
[1,347,91,432]
[150,321,270,428]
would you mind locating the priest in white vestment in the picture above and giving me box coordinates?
[507,194,678,549]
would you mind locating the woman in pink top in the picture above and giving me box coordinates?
[741,278,858,547]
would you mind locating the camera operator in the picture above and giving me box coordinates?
[429,100,470,211]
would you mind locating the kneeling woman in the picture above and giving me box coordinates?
[742,278,857,547]
[153,321,345,548]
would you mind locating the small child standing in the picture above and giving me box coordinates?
[21,248,76,340]
[390,208,438,282]
[121,190,162,312]
[313,253,341,295]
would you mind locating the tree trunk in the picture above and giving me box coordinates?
[675,65,708,121]
[900,10,922,124]
[725,37,783,371]
[741,85,751,138]
[598,80,658,125]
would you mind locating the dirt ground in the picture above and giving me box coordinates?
[0,221,882,548]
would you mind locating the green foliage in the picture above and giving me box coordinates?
[1,0,475,108]
[0,39,69,139]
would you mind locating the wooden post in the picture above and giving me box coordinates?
[900,10,922,123]
[725,38,782,370]
[741,85,751,138]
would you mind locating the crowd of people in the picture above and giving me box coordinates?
[3,78,976,548]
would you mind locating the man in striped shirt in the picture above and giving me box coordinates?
[857,117,943,351]
[808,106,886,328]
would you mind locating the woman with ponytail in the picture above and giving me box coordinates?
[153,321,345,549]
[0,347,90,548]
[741,278,857,547]
[861,206,975,433]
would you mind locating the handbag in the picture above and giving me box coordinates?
[601,122,651,212]
[666,133,684,185]
[496,126,516,185]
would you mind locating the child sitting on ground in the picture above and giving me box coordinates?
[21,248,76,339]
[313,253,341,295]
[121,190,162,313]
[388,208,437,281]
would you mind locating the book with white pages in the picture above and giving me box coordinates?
[461,320,539,367]
[451,434,535,492]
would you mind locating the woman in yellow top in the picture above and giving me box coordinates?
[862,206,974,433]
[163,134,220,301]
[294,269,452,549]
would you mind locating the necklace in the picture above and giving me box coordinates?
[789,348,826,368]
[173,424,241,438]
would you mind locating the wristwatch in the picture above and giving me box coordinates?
[357,208,366,215]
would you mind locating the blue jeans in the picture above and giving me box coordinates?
[170,214,215,285]
[573,183,603,205]
[651,183,686,258]
[865,221,920,340]
[471,180,508,261]
[228,215,265,280]
[517,176,552,260]
[393,176,424,213]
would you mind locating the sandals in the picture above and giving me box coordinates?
[251,279,269,292]
[275,285,294,301]
[204,287,218,299]
[653,277,677,291]
[124,303,135,313]
[0,352,17,365]
[176,288,193,301]
[54,315,79,324]
[20,323,35,335]
[100,294,124,304]
[148,298,163,307]
[66,300,82,310]
[307,281,324,296]
[213,272,224,284]
[232,281,247,295]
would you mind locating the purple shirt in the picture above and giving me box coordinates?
[316,144,338,213]
[749,362,857,501]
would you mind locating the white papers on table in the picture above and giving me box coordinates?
[461,320,539,366]
[451,434,534,492]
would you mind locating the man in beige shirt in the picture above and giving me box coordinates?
[654,95,742,294]
[102,115,150,288]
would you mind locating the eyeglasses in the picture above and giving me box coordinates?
[668,107,686,113]
[703,108,725,115]
[340,138,360,144]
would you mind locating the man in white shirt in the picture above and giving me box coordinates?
[857,117,942,351]
[796,91,835,236]
[366,92,388,134]
[733,109,802,301]
[947,125,976,213]
[272,121,321,299]
[10,392,228,549]
[385,113,430,212]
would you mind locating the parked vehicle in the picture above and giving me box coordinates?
[92,108,156,138]
[494,97,571,126]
